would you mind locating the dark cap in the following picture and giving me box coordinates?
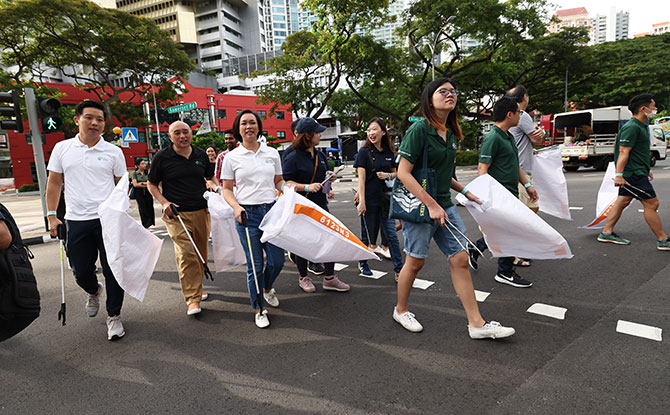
[296,117,326,134]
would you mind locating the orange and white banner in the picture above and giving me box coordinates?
[259,187,378,263]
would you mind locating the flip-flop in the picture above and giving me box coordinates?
[513,258,531,267]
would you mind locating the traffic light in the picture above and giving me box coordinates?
[37,97,62,133]
[0,90,23,133]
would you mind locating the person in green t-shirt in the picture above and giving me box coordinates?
[393,77,515,340]
[470,97,538,289]
[131,159,155,229]
[598,93,670,250]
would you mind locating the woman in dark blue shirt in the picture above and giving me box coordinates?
[282,117,351,293]
[354,117,404,279]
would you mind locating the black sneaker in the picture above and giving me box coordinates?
[308,262,325,275]
[468,246,480,271]
[494,270,532,288]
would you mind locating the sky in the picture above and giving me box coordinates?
[549,0,670,35]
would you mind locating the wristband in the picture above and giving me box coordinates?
[281,183,285,191]
[47,210,57,216]
[524,182,532,189]
[615,173,624,177]
[214,186,221,192]
[460,187,468,195]
[304,185,309,192]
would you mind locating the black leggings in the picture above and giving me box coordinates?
[295,256,335,278]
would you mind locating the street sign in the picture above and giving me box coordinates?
[167,102,196,114]
[122,127,139,143]
[408,116,424,122]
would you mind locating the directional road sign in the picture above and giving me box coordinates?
[167,102,197,114]
[122,127,139,143]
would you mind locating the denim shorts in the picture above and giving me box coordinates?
[402,205,469,259]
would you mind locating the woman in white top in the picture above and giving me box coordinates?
[221,110,286,328]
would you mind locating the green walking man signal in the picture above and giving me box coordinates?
[37,97,63,133]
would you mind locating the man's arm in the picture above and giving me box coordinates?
[147,181,175,217]
[477,162,490,176]
[46,172,64,237]
[614,146,631,187]
[519,166,538,202]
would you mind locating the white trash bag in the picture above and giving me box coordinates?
[204,191,246,271]
[582,162,628,229]
[98,172,162,302]
[532,147,572,220]
[456,174,572,260]
[259,187,378,263]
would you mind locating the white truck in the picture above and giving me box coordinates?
[556,106,667,171]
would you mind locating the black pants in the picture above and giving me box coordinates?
[295,256,334,278]
[135,187,155,228]
[66,219,124,317]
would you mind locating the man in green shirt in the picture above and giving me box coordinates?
[598,94,670,250]
[470,97,538,288]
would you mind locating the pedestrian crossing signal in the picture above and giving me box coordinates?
[37,97,63,133]
[0,90,23,133]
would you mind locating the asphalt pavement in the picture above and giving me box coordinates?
[1,161,669,414]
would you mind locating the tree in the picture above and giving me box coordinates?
[0,0,194,137]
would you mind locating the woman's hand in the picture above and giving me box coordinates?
[464,191,483,205]
[427,203,447,227]
[307,183,322,193]
[357,200,366,216]
[376,171,389,180]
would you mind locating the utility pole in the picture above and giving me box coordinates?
[23,88,49,231]
[564,68,568,112]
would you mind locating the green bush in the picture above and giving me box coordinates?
[327,160,335,170]
[18,183,40,192]
[456,150,479,166]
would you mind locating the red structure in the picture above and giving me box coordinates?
[7,79,292,188]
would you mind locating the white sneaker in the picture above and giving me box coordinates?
[255,310,270,328]
[373,246,391,259]
[468,321,515,339]
[263,288,279,307]
[106,315,125,340]
[86,282,103,317]
[393,307,423,332]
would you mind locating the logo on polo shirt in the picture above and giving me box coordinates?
[452,143,457,149]
[195,160,203,166]
[97,156,110,161]
[264,158,274,164]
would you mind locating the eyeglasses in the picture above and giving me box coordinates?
[436,88,458,97]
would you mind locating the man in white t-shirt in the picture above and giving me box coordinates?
[506,85,545,213]
[46,100,128,341]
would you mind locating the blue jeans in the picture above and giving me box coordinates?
[359,203,403,273]
[235,203,285,309]
[66,219,124,317]
[474,237,514,273]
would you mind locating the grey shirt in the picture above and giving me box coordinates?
[509,110,537,174]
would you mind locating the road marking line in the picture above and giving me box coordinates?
[412,278,434,290]
[616,320,662,341]
[569,206,584,210]
[663,167,670,170]
[474,290,490,302]
[334,263,348,271]
[526,303,567,320]
[583,173,600,177]
[359,270,386,279]
[158,232,169,236]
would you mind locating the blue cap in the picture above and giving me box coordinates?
[296,117,326,134]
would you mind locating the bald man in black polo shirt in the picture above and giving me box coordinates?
[148,121,219,316]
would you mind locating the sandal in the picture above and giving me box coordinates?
[513,257,531,267]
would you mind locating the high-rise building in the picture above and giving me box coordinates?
[590,14,607,44]
[613,10,629,41]
[369,0,408,46]
[548,7,592,34]
[264,0,299,50]
[116,0,269,75]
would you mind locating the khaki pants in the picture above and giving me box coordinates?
[163,208,210,305]
[518,173,539,209]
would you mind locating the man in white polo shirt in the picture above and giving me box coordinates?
[46,100,128,341]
